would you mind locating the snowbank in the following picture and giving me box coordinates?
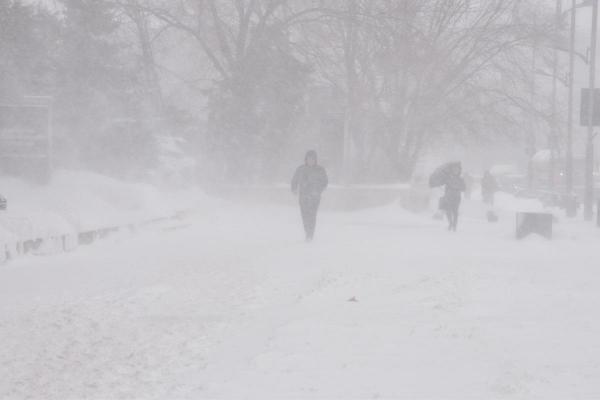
[0,170,202,245]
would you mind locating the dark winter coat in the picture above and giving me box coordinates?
[443,174,466,205]
[481,173,498,195]
[291,165,328,199]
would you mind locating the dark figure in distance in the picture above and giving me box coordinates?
[481,170,498,205]
[463,172,474,200]
[291,150,328,241]
[441,164,466,232]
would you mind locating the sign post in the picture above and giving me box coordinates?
[580,88,600,126]
[0,103,53,183]
[584,0,599,221]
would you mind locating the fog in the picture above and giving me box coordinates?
[1,0,600,399]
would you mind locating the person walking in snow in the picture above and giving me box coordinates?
[463,172,474,200]
[481,170,498,205]
[291,150,328,241]
[441,163,466,232]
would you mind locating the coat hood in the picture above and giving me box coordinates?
[305,150,318,164]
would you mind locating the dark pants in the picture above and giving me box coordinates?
[483,191,495,205]
[299,196,321,239]
[445,198,461,231]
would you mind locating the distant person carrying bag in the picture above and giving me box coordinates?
[481,170,498,205]
[430,162,465,232]
[291,150,328,242]
[442,166,466,232]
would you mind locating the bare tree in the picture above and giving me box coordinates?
[109,0,557,182]
[297,0,555,180]
[120,0,324,180]
[115,0,165,117]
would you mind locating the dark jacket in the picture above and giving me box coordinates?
[444,175,466,203]
[481,173,498,195]
[291,165,328,198]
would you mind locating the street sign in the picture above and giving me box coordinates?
[580,88,600,126]
[0,104,52,182]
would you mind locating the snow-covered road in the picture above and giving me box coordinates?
[1,198,600,399]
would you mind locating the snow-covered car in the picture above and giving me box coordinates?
[489,164,526,194]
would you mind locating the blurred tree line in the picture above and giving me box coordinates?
[0,0,558,183]
[1,0,160,178]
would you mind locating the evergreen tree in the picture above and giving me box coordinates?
[0,0,60,100]
[55,0,156,176]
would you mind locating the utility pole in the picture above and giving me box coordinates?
[585,0,598,221]
[567,0,577,196]
[528,38,537,190]
[550,0,562,191]
[342,0,357,184]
